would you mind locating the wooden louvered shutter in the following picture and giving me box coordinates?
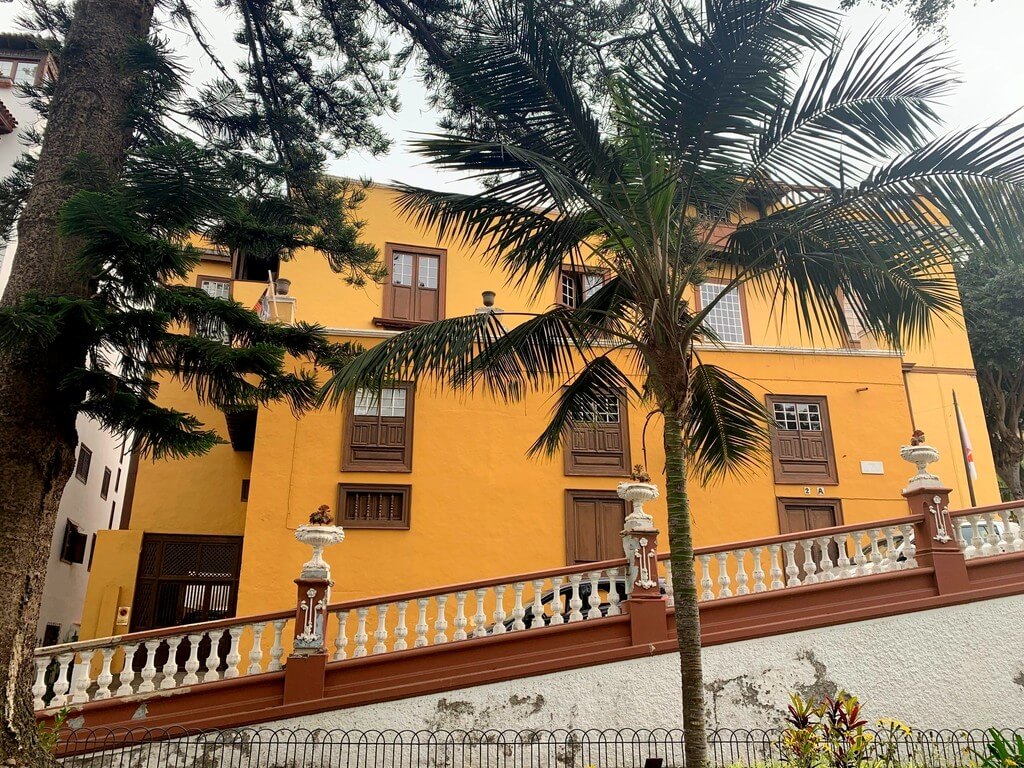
[768,396,838,484]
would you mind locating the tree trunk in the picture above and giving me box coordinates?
[996,456,1024,500]
[662,410,708,768]
[0,1,155,764]
[991,430,1024,500]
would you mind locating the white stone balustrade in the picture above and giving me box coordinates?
[950,503,1024,558]
[43,504,1014,714]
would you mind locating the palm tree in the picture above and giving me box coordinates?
[322,1,1024,763]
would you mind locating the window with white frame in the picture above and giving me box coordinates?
[353,387,407,418]
[559,268,604,308]
[698,282,746,344]
[571,394,620,424]
[197,278,231,342]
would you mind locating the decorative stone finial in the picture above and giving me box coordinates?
[618,473,659,533]
[899,433,942,492]
[295,507,344,580]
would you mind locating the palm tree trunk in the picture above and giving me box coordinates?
[662,409,708,768]
[0,1,155,763]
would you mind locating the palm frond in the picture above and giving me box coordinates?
[528,355,641,457]
[685,362,769,484]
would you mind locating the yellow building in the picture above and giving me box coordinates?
[79,182,999,641]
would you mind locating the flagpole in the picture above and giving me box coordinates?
[953,389,978,507]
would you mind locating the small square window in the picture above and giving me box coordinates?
[60,521,88,564]
[0,60,14,79]
[417,256,439,289]
[14,62,37,85]
[74,445,92,483]
[559,268,604,308]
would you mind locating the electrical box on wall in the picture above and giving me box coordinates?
[115,606,131,626]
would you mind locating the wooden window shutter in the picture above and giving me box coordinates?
[565,491,627,564]
[564,391,631,476]
[767,395,838,485]
[338,484,411,529]
[343,384,414,471]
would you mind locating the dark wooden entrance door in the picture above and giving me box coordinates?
[565,491,627,564]
[777,498,843,577]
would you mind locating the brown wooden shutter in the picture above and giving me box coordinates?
[565,392,631,476]
[767,395,838,484]
[343,384,414,471]
[565,492,627,564]
[380,245,446,327]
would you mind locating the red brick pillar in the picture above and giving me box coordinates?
[900,442,970,595]
[619,482,669,646]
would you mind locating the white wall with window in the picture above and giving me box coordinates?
[698,282,747,344]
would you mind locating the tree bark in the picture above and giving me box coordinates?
[662,410,708,768]
[0,1,155,764]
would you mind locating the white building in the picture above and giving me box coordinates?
[0,34,131,646]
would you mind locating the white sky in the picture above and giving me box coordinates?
[1,0,1022,190]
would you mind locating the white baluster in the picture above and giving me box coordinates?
[899,524,918,569]
[394,602,409,651]
[373,603,390,654]
[161,636,183,689]
[984,511,1000,556]
[783,542,801,587]
[1001,511,1018,552]
[224,627,243,679]
[568,574,584,622]
[452,593,468,640]
[586,572,603,619]
[548,577,565,625]
[799,540,818,584]
[699,554,714,600]
[138,640,159,692]
[767,545,784,590]
[491,585,507,634]
[32,657,49,709]
[1013,509,1024,552]
[353,606,369,657]
[268,619,286,671]
[70,650,93,703]
[116,644,139,696]
[472,590,488,637]
[606,569,622,616]
[510,583,527,631]
[851,531,868,576]
[750,548,766,593]
[868,529,883,573]
[661,562,674,608]
[415,597,430,646]
[181,635,202,685]
[833,534,851,579]
[202,631,221,683]
[529,580,546,628]
[716,552,733,597]
[882,527,898,571]
[967,514,984,559]
[50,653,73,707]
[96,646,116,699]
[247,624,266,674]
[817,537,835,581]
[333,611,349,661]
[735,549,750,596]
[433,595,449,644]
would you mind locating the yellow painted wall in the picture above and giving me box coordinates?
[79,182,1000,639]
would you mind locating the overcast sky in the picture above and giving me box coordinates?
[1,0,1022,190]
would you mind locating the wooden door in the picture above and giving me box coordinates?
[777,498,843,576]
[565,491,626,564]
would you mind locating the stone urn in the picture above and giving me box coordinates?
[617,481,660,530]
[899,443,942,492]
[294,524,344,580]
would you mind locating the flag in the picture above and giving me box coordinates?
[253,288,270,321]
[954,394,978,481]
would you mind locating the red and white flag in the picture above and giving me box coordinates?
[955,395,978,481]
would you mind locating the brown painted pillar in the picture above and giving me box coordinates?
[619,482,669,646]
[283,576,331,704]
[905,486,971,595]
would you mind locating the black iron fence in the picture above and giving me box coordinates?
[55,727,1020,768]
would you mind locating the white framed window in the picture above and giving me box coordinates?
[841,294,866,343]
[14,62,37,85]
[354,387,407,418]
[197,278,231,342]
[572,394,620,424]
[392,253,414,286]
[199,278,230,300]
[417,255,439,289]
[699,282,746,344]
[560,269,604,308]
[773,401,823,432]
